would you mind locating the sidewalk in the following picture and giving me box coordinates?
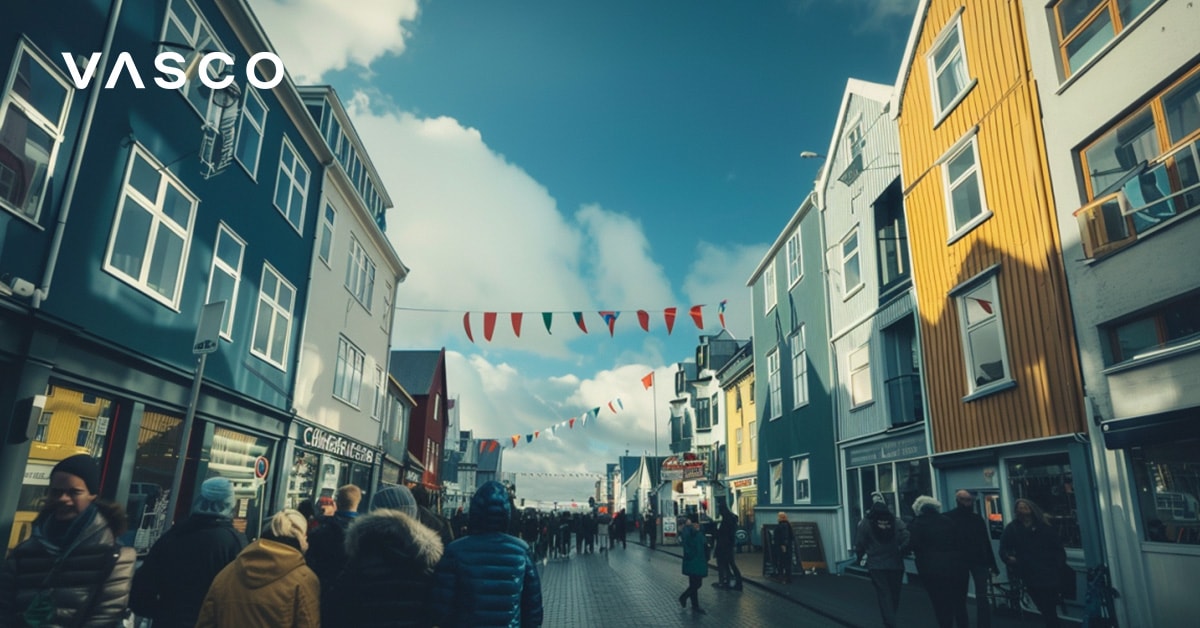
[642,539,1077,627]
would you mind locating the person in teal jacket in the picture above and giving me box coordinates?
[677,513,709,614]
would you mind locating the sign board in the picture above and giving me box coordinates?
[254,456,269,479]
[300,426,376,464]
[662,516,677,538]
[193,301,226,354]
[761,521,827,576]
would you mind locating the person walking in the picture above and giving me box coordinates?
[712,503,743,590]
[324,486,444,628]
[613,509,628,549]
[431,481,543,627]
[854,493,909,628]
[412,485,456,548]
[195,509,320,627]
[773,511,796,583]
[906,495,968,628]
[677,514,708,614]
[129,477,248,628]
[0,454,137,628]
[646,510,657,550]
[305,484,361,605]
[949,490,1000,628]
[999,499,1068,628]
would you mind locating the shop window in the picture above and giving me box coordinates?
[1131,439,1200,544]
[1007,453,1083,549]
[286,449,319,509]
[203,425,273,537]
[126,410,183,555]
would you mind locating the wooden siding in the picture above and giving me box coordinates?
[724,370,757,478]
[897,0,1085,452]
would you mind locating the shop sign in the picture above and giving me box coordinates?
[731,477,756,489]
[846,432,927,468]
[301,426,375,464]
[24,462,55,486]
[661,455,706,481]
[404,469,422,483]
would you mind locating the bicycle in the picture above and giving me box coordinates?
[987,576,1033,619]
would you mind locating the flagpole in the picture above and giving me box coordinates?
[653,374,659,459]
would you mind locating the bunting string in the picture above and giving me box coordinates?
[504,396,625,449]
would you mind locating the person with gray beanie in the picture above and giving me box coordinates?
[854,492,909,628]
[129,477,247,628]
[371,485,420,519]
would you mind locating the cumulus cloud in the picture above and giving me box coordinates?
[682,241,770,341]
[248,0,419,82]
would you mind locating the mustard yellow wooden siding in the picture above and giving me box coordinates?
[897,0,1085,453]
[724,370,756,478]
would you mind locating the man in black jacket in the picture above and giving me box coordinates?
[950,490,1000,628]
[712,503,743,590]
[306,484,362,607]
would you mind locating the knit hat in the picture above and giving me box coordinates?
[192,477,236,517]
[370,485,419,518]
[51,454,100,495]
[870,491,886,505]
[870,500,891,515]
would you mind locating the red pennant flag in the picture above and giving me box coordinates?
[600,311,619,336]
[637,310,650,332]
[574,312,588,333]
[641,372,654,389]
[511,312,524,337]
[534,431,540,439]
[478,441,486,454]
[664,307,677,335]
[608,401,617,413]
[972,298,993,314]
[483,312,497,341]
[690,305,703,329]
[569,418,576,428]
[719,299,728,329]
[490,441,498,452]
[463,313,475,343]
[511,435,519,447]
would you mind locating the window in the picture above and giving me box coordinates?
[381,281,393,335]
[957,274,1011,392]
[736,427,743,465]
[250,263,295,370]
[433,394,441,422]
[849,344,873,407]
[75,417,95,448]
[770,460,784,504]
[841,228,862,295]
[160,0,227,123]
[235,87,267,177]
[372,366,386,419]
[735,386,743,410]
[333,336,365,405]
[749,420,757,462]
[104,145,197,309]
[318,203,336,265]
[793,457,811,504]
[791,326,809,408]
[273,137,309,232]
[767,348,782,419]
[1053,0,1158,77]
[34,412,51,442]
[763,261,777,312]
[1007,453,1082,549]
[711,393,719,426]
[0,42,72,222]
[345,236,376,309]
[942,135,989,237]
[875,182,909,290]
[927,13,973,120]
[696,396,712,430]
[1105,291,1200,364]
[846,117,865,161]
[786,229,803,286]
[206,223,244,339]
[1131,438,1200,545]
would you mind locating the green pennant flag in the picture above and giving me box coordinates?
[591,406,600,422]
[542,312,553,334]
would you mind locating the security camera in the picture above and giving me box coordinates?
[11,278,35,298]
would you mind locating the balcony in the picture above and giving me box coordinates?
[1076,138,1200,259]
[885,373,924,427]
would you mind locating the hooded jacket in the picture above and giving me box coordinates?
[906,505,966,578]
[195,538,320,628]
[325,509,444,628]
[0,501,136,628]
[680,523,709,577]
[854,503,909,572]
[431,482,543,628]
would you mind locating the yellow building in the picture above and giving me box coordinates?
[893,0,1095,616]
[717,341,756,540]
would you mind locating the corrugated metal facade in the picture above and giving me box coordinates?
[897,0,1085,453]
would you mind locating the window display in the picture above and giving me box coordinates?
[1007,453,1082,549]
[202,425,273,537]
[126,410,183,554]
[1131,439,1200,545]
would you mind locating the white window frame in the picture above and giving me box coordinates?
[317,202,336,266]
[273,135,309,233]
[955,271,1013,395]
[102,144,197,310]
[345,235,376,310]
[235,86,267,178]
[841,227,863,298]
[333,336,365,406]
[849,343,873,407]
[159,0,228,124]
[736,427,744,465]
[940,131,992,241]
[205,222,245,340]
[696,396,712,430]
[749,420,757,462]
[763,261,777,313]
[249,262,295,371]
[927,10,976,125]
[372,366,386,419]
[767,348,782,419]
[381,281,393,335]
[792,455,811,504]
[846,115,865,161]
[791,325,809,409]
[786,229,803,287]
[770,459,784,504]
[0,40,73,223]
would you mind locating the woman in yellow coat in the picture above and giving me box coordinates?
[196,509,320,627]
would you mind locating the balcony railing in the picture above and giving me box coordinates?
[1076,138,1200,259]
[885,373,923,427]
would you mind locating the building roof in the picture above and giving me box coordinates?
[619,456,641,483]
[388,349,443,396]
[889,0,934,119]
[815,78,895,203]
[715,339,753,383]
[746,191,817,285]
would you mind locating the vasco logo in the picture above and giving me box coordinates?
[61,51,285,90]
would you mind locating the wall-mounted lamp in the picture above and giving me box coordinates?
[800,151,825,159]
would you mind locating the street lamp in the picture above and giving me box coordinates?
[800,151,824,159]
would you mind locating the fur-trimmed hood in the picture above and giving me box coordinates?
[344,508,443,568]
[912,495,942,515]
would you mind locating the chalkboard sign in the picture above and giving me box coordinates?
[760,521,827,576]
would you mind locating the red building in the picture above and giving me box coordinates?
[388,348,450,493]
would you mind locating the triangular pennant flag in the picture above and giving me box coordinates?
[719,299,728,329]
[569,418,576,428]
[534,431,540,439]
[608,401,617,413]
[637,310,650,332]
[690,305,704,329]
[489,441,498,452]
[591,406,600,420]
[664,307,677,335]
[550,425,557,434]
[616,398,624,410]
[478,441,486,454]
[581,414,588,426]
[483,312,498,341]
[542,312,553,334]
[511,312,524,337]
[599,311,619,336]
[573,312,588,333]
[511,435,519,447]
[463,313,475,343]
[642,372,654,389]
[526,434,533,443]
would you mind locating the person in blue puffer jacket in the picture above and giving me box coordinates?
[431,481,543,628]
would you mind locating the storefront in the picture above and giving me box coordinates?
[285,421,378,511]
[729,476,757,546]
[842,430,932,553]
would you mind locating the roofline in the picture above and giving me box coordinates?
[388,373,418,406]
[297,85,395,209]
[890,0,933,119]
[815,78,894,197]
[746,190,817,285]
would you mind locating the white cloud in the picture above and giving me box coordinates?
[682,241,770,341]
[247,0,419,82]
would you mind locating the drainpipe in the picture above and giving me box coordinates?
[33,0,125,308]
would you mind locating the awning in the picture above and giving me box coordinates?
[1101,406,1200,450]
[661,454,706,481]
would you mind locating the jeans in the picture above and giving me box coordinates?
[680,575,703,609]
[870,569,904,628]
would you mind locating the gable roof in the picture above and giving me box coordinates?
[890,0,934,118]
[747,191,817,285]
[619,456,641,483]
[815,78,895,203]
[388,349,443,396]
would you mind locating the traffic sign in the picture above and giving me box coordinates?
[254,456,269,479]
[193,301,226,354]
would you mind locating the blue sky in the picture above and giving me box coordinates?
[250,0,918,501]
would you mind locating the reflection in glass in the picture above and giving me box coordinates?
[203,426,273,538]
[1131,439,1200,545]
[1007,454,1082,548]
[127,410,183,554]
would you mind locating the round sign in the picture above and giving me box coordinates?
[735,529,749,544]
[254,456,269,479]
